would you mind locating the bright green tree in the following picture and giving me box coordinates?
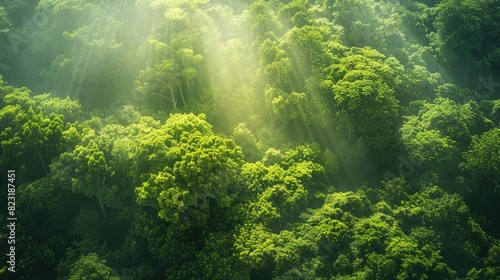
[0,79,81,182]
[134,113,245,228]
[67,253,119,280]
[51,123,113,217]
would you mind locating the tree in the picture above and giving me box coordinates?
[232,123,259,162]
[273,229,315,274]
[51,123,113,217]
[332,0,382,48]
[0,79,81,183]
[305,205,351,256]
[379,177,412,206]
[240,145,324,228]
[258,40,292,87]
[366,252,397,279]
[394,186,488,275]
[0,5,11,73]
[461,128,500,190]
[332,68,398,150]
[321,148,340,177]
[244,0,282,43]
[134,59,184,111]
[267,88,309,126]
[323,47,402,150]
[195,232,241,279]
[400,98,491,171]
[467,245,500,279]
[35,0,126,108]
[134,113,245,228]
[234,222,275,270]
[0,5,9,32]
[176,48,204,98]
[404,129,458,166]
[432,0,500,82]
[278,0,310,29]
[283,24,334,75]
[2,1,500,280]
[67,253,119,280]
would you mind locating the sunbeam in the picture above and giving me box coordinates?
[0,0,499,278]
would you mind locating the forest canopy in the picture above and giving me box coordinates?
[0,0,499,279]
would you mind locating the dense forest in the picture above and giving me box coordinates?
[0,0,499,279]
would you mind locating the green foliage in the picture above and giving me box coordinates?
[432,0,500,80]
[353,213,401,255]
[278,0,310,28]
[67,253,119,280]
[242,145,324,228]
[393,186,489,274]
[366,252,397,279]
[232,123,259,162]
[479,99,500,124]
[195,232,240,280]
[327,47,401,150]
[35,0,126,108]
[1,1,499,279]
[246,166,302,226]
[461,128,500,185]
[274,230,315,274]
[396,186,469,228]
[72,208,105,241]
[135,59,185,111]
[134,113,244,228]
[0,79,81,182]
[404,129,458,164]
[245,0,282,43]
[400,97,489,170]
[335,137,370,167]
[321,148,340,176]
[379,177,412,206]
[259,42,292,86]
[307,212,351,252]
[0,5,9,32]
[50,119,125,218]
[234,222,275,269]
[271,90,309,124]
[326,191,372,218]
